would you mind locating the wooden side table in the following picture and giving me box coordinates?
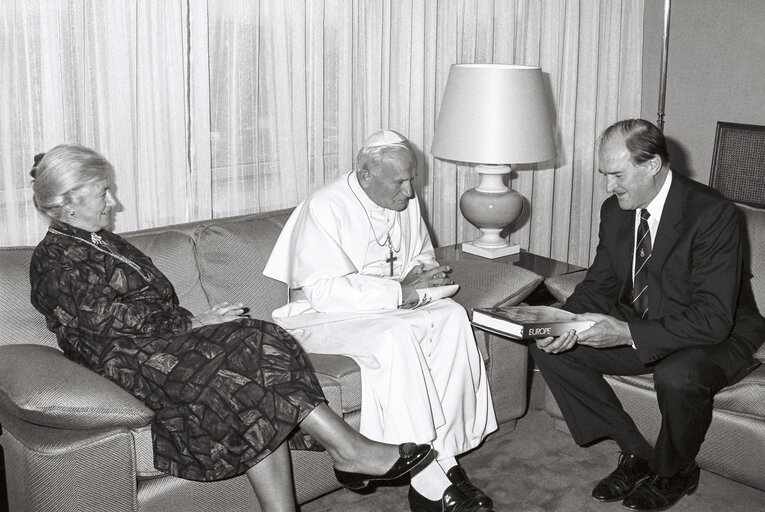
[435,245,585,305]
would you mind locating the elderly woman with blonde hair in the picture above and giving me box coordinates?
[29,144,430,512]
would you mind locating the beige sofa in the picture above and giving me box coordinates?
[0,208,543,512]
[543,202,765,491]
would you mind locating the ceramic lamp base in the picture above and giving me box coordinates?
[458,164,524,259]
[461,240,521,258]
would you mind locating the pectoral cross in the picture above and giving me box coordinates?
[384,235,397,276]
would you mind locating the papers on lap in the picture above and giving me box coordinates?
[471,305,594,339]
[401,284,460,309]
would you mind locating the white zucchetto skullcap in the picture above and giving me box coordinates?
[362,129,407,148]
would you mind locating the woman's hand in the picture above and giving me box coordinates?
[192,302,247,328]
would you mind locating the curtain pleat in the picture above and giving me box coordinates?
[1,0,643,268]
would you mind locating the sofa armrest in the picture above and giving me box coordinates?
[0,344,153,430]
[543,270,587,304]
[480,331,529,427]
[441,258,544,310]
[306,353,362,417]
[0,409,139,512]
[440,256,540,363]
[441,258,542,427]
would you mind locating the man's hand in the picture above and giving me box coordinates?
[192,301,248,328]
[400,264,453,305]
[535,330,578,354]
[534,313,633,353]
[575,313,633,348]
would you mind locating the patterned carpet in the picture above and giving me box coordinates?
[300,370,765,512]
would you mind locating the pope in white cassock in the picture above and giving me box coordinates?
[264,130,497,512]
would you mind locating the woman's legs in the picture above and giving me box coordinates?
[246,403,427,510]
[246,443,296,512]
[300,403,407,474]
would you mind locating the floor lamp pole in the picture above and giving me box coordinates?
[657,0,672,132]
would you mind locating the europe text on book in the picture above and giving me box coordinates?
[471,305,595,339]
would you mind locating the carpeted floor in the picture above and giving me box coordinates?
[299,370,765,512]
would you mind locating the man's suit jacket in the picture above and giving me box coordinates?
[564,172,764,382]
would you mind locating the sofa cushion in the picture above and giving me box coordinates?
[715,364,765,418]
[0,344,153,429]
[196,210,293,321]
[123,230,210,316]
[739,204,765,362]
[0,247,58,349]
[741,203,765,311]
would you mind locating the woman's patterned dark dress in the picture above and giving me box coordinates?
[29,221,326,482]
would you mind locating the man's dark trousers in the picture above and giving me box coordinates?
[530,342,729,476]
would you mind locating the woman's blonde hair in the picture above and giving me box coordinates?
[30,144,112,220]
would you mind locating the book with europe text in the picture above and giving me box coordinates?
[471,305,595,340]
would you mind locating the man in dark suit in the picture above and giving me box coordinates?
[530,119,764,511]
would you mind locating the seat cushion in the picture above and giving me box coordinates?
[714,364,765,418]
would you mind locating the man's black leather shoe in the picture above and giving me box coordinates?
[408,484,491,512]
[622,465,700,511]
[446,466,493,510]
[591,453,651,502]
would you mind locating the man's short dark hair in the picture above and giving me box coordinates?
[600,119,670,168]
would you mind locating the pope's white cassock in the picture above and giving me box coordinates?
[263,171,497,459]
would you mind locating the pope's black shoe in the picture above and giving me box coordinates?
[408,484,491,512]
[591,452,651,502]
[334,443,431,491]
[446,465,493,510]
[622,465,700,511]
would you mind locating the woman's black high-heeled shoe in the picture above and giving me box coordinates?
[334,442,432,491]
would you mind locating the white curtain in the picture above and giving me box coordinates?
[0,0,197,245]
[1,0,643,268]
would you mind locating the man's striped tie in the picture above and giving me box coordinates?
[631,209,651,318]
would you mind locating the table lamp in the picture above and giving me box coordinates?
[431,64,556,258]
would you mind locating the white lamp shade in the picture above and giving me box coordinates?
[431,64,556,164]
